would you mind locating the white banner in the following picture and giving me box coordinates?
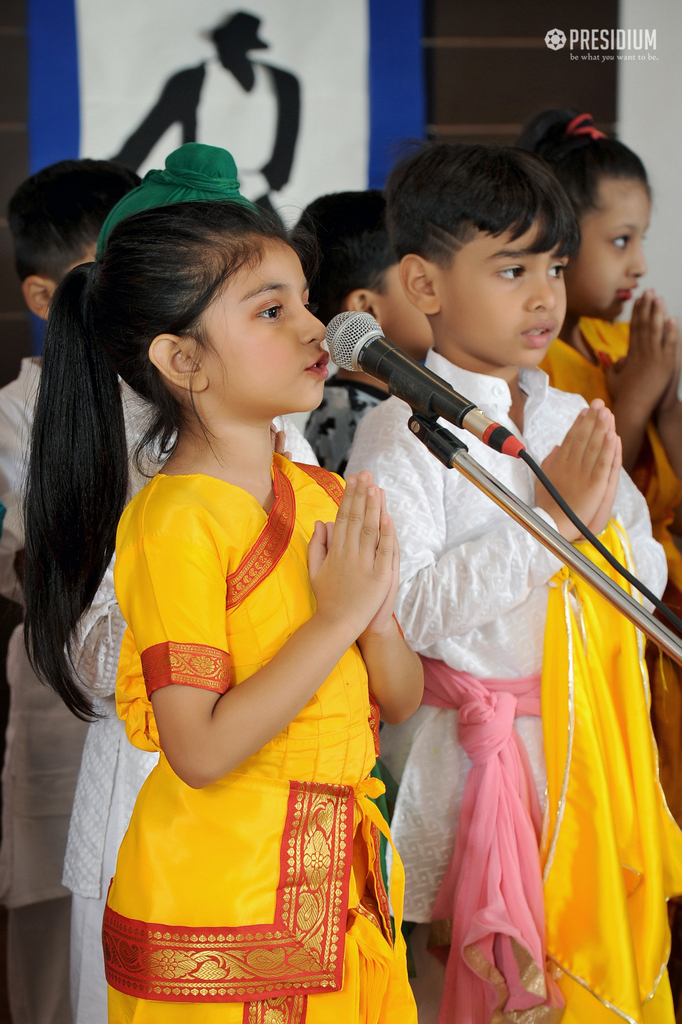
[76,1,369,223]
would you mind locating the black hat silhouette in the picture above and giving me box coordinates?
[211,12,269,54]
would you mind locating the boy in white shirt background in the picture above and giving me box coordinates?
[0,159,139,1024]
[346,143,674,1023]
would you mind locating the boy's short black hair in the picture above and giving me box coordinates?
[293,191,395,325]
[385,142,580,265]
[8,159,140,282]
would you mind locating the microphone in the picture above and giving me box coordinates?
[325,311,525,458]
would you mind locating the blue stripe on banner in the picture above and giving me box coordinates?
[368,0,425,189]
[28,0,80,175]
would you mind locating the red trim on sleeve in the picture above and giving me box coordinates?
[141,641,231,698]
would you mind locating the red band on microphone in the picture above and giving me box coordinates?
[481,423,499,446]
[501,435,526,458]
[482,422,526,458]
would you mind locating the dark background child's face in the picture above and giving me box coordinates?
[564,177,650,323]
[21,241,98,322]
[343,263,433,363]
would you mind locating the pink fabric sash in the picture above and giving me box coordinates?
[421,656,563,1024]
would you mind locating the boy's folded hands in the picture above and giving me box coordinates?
[535,399,622,542]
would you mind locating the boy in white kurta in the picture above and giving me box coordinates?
[1,159,138,1024]
[346,143,669,1023]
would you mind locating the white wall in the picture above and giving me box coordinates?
[618,0,682,320]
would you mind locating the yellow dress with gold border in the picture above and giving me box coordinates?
[541,522,682,1022]
[103,455,416,1024]
[541,321,682,826]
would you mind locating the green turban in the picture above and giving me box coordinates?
[97,143,255,256]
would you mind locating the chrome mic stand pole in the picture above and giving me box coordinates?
[408,413,682,667]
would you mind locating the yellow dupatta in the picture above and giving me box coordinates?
[541,322,682,831]
[541,521,682,1022]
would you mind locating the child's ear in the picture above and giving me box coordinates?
[21,275,58,320]
[399,255,442,315]
[343,289,376,318]
[148,334,209,394]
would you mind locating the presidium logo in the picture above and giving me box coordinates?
[544,27,658,60]
[545,29,566,50]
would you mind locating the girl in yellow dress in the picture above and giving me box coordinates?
[518,111,682,1013]
[519,110,682,823]
[22,149,422,1023]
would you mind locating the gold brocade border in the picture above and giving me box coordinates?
[548,957,640,1024]
[368,821,393,946]
[141,641,231,697]
[242,994,307,1023]
[226,466,296,611]
[102,780,354,1002]
[294,463,344,507]
[368,694,381,757]
[355,892,384,935]
[463,939,559,1024]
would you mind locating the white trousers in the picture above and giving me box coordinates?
[69,743,126,1024]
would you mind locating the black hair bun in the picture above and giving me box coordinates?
[516,108,648,216]
[517,108,595,161]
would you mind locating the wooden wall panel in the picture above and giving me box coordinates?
[424,0,619,146]
[427,0,618,39]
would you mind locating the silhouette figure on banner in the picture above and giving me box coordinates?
[114,11,300,210]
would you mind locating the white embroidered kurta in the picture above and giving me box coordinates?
[346,350,667,922]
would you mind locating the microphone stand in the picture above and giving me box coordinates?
[408,413,682,667]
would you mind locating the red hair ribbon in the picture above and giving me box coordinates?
[565,113,606,140]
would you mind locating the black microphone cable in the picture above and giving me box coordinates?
[326,310,682,635]
[518,449,682,635]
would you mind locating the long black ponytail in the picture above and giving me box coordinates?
[24,200,289,718]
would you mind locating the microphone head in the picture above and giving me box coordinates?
[325,311,383,370]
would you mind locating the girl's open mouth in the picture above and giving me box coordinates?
[305,351,330,379]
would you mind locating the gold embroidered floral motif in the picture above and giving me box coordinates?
[103,781,354,1002]
[243,994,308,1024]
[141,641,231,697]
[303,830,332,888]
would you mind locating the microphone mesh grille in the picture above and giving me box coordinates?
[325,311,383,370]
